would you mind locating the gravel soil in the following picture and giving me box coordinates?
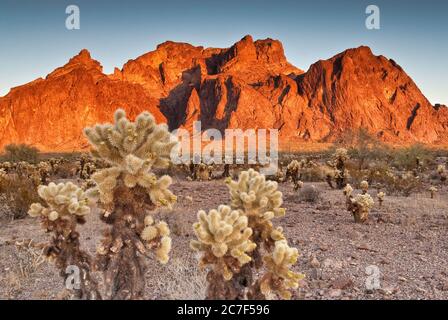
[1,178,448,300]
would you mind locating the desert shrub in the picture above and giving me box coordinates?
[391,144,433,171]
[298,184,321,203]
[384,171,422,196]
[1,143,40,164]
[344,128,390,170]
[299,165,326,182]
[191,169,303,300]
[0,174,40,220]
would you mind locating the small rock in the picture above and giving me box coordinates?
[348,230,363,240]
[323,258,343,270]
[328,289,342,298]
[331,276,354,290]
[309,268,323,280]
[309,255,320,268]
[379,286,396,296]
[415,287,427,293]
[356,243,377,252]
[438,279,448,291]
[398,276,408,282]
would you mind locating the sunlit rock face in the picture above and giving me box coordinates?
[1,36,447,151]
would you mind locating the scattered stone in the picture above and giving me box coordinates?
[331,276,354,290]
[309,268,323,280]
[356,243,378,252]
[379,286,397,296]
[328,289,342,298]
[323,258,343,270]
[309,255,320,268]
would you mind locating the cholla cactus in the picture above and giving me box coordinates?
[83,108,177,299]
[343,184,353,197]
[192,169,302,299]
[429,186,437,199]
[343,183,374,223]
[254,240,304,299]
[293,180,304,191]
[377,191,385,207]
[285,160,301,184]
[349,194,374,223]
[360,180,369,194]
[437,165,446,182]
[28,182,100,299]
[189,162,213,181]
[329,148,349,189]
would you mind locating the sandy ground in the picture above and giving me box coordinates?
[1,177,448,300]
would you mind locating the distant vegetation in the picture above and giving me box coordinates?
[0,143,40,164]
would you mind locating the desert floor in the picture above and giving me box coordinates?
[1,177,448,300]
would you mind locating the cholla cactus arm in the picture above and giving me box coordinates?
[83,109,176,169]
[28,182,101,299]
[190,206,256,278]
[429,186,437,199]
[140,215,172,264]
[253,240,304,300]
[360,180,369,194]
[190,205,257,299]
[225,169,286,257]
[226,169,285,218]
[377,191,385,206]
[343,184,353,197]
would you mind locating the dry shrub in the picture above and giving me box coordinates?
[0,143,40,164]
[343,128,390,170]
[53,162,78,179]
[149,257,207,300]
[0,174,41,219]
[13,239,46,279]
[2,239,46,298]
[390,144,433,171]
[298,165,326,182]
[298,184,321,203]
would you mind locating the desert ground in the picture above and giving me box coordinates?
[1,151,448,300]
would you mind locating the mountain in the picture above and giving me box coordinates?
[0,35,447,151]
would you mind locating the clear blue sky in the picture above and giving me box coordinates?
[0,0,447,104]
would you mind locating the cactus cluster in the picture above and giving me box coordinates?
[191,169,303,300]
[188,162,214,181]
[27,109,178,300]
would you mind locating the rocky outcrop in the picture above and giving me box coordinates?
[0,36,447,151]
